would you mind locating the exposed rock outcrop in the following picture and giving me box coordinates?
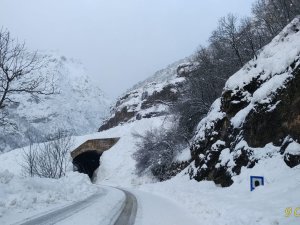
[99,59,196,131]
[187,17,300,187]
[176,62,199,77]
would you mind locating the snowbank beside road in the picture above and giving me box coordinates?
[132,189,201,225]
[1,113,299,225]
[0,171,98,225]
[94,115,300,225]
[0,116,166,224]
[139,153,300,225]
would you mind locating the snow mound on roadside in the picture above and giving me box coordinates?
[0,171,97,222]
[0,116,167,223]
[140,153,300,225]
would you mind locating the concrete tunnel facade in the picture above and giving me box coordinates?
[70,138,120,179]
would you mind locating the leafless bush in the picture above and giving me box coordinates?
[22,130,73,179]
[132,126,187,181]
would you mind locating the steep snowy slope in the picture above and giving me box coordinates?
[99,58,198,131]
[186,17,300,186]
[0,53,110,152]
[1,114,299,225]
[94,18,300,225]
[0,117,164,224]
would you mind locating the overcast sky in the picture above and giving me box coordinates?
[0,0,255,99]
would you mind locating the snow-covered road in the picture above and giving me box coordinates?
[12,186,200,225]
[16,191,109,225]
[132,189,200,225]
[13,186,125,225]
[113,189,137,225]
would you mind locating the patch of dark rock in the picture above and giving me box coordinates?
[280,137,294,154]
[141,91,148,100]
[221,90,249,117]
[152,161,190,181]
[135,113,142,120]
[119,92,134,101]
[291,24,300,33]
[212,168,233,187]
[243,76,262,94]
[243,67,300,147]
[284,153,300,168]
[141,84,179,110]
[243,103,286,147]
[232,148,252,174]
[99,106,135,131]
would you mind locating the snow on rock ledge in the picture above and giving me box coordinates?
[98,58,196,131]
[188,17,300,187]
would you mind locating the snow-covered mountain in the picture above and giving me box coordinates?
[98,17,300,189]
[1,17,300,225]
[98,58,197,131]
[0,53,110,152]
[186,16,300,186]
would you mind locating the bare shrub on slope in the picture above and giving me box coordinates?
[133,127,188,181]
[22,130,73,179]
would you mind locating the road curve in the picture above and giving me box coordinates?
[14,191,107,225]
[113,189,137,225]
[14,187,137,225]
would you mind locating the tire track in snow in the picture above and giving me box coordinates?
[13,187,138,225]
[14,191,107,225]
[112,189,137,225]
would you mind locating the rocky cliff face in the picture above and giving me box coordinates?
[187,17,300,187]
[0,53,110,152]
[99,59,197,131]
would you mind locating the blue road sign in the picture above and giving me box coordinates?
[250,176,264,191]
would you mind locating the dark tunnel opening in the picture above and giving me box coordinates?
[72,150,102,179]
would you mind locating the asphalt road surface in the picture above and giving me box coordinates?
[113,189,137,225]
[15,187,137,225]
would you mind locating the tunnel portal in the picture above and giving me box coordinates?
[70,138,120,180]
[73,150,102,179]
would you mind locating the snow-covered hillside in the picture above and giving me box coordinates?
[0,53,110,152]
[1,12,300,225]
[186,16,300,186]
[0,117,164,224]
[98,58,197,131]
[0,114,299,224]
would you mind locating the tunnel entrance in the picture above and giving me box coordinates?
[72,150,102,179]
[70,138,120,180]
